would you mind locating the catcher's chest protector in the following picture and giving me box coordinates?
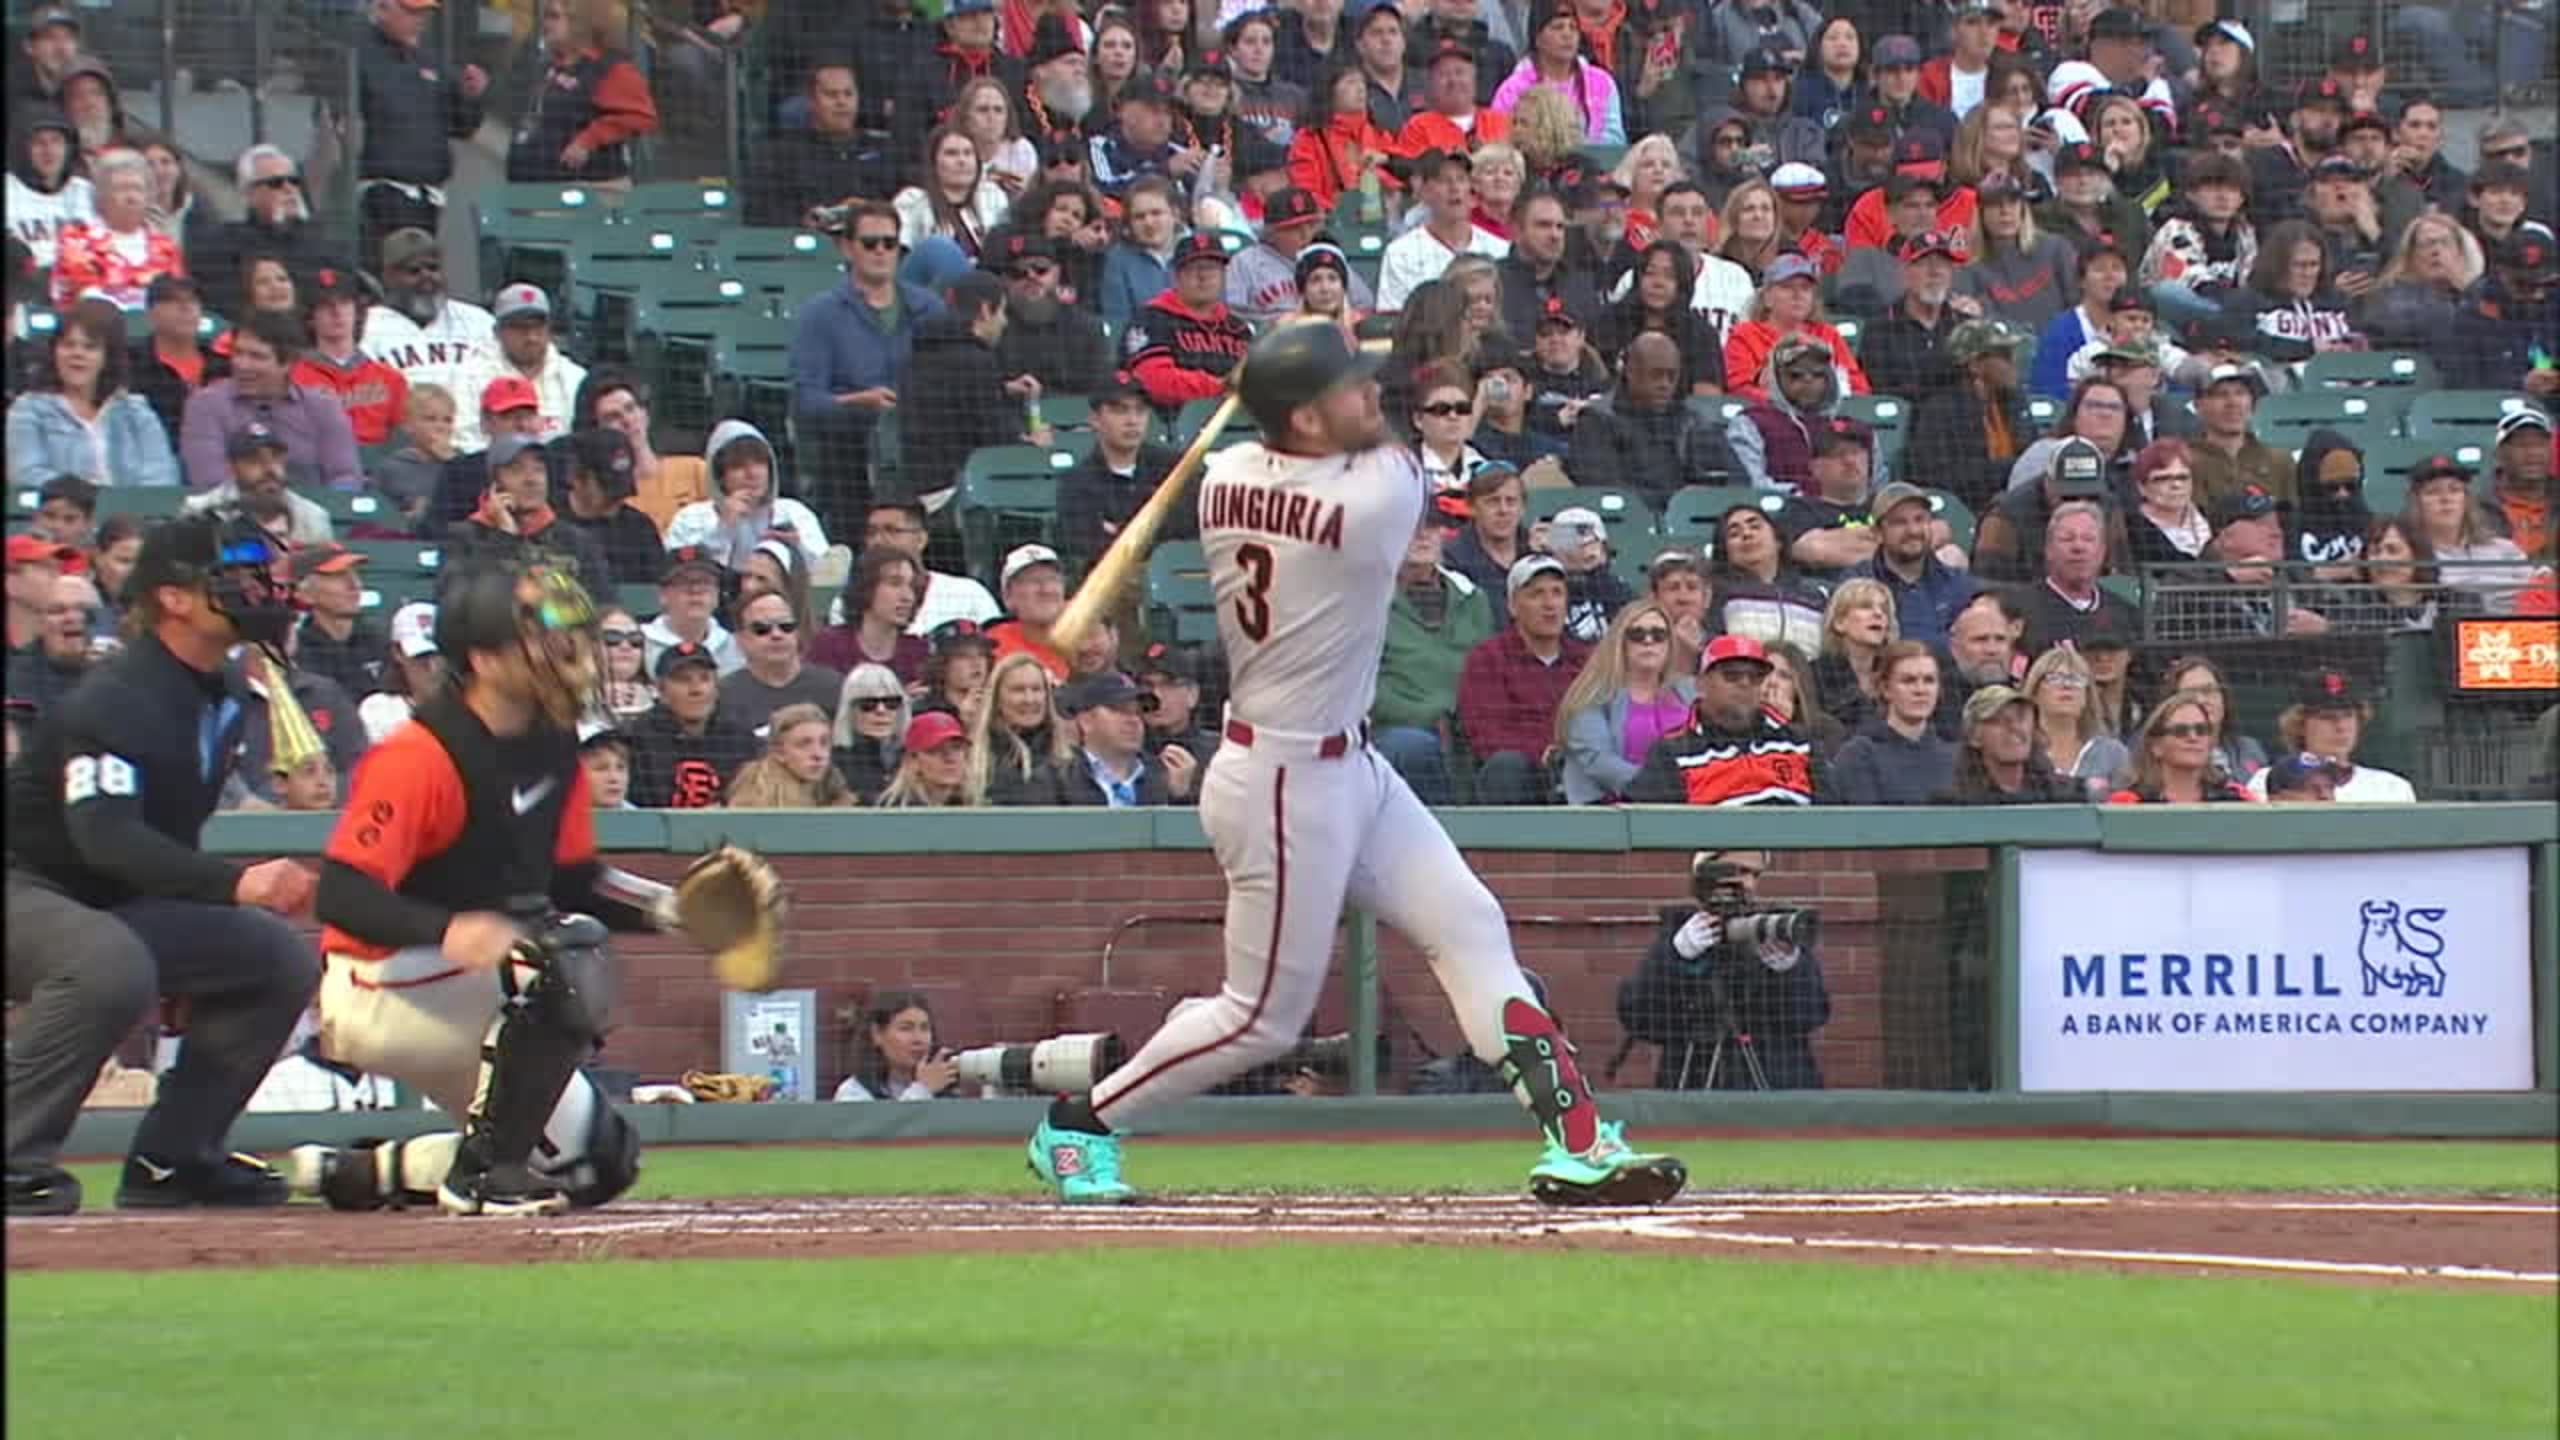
[402,692,584,910]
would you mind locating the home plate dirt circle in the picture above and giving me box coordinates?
[10,1191,2554,1287]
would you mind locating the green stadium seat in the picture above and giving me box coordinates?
[2024,395,2061,429]
[1661,485,1781,546]
[616,582,662,618]
[956,443,1074,583]
[1041,395,1093,433]
[631,273,753,431]
[2256,389,2392,445]
[75,488,194,521]
[295,488,392,526]
[1145,539,1220,646]
[620,181,740,222]
[1833,317,1861,356]
[730,255,844,304]
[711,227,832,270]
[1611,531,1668,587]
[1924,488,1975,549]
[2302,350,2438,395]
[1836,393,1910,460]
[1527,486,1655,536]
[708,313,801,447]
[349,539,446,576]
[2405,391,2540,449]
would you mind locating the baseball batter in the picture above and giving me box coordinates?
[285,561,695,1216]
[1030,324,1688,1206]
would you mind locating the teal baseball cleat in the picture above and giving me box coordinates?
[1528,1121,1688,1207]
[1028,1119,1139,1204]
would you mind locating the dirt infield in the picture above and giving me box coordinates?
[9,1191,2554,1288]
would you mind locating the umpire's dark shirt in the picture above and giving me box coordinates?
[4,632,246,908]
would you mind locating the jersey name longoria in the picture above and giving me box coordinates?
[1199,481,1347,550]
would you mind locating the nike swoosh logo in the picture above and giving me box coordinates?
[137,1158,176,1182]
[511,778,557,814]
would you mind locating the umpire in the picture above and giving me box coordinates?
[4,514,321,1215]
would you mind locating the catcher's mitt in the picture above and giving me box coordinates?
[669,844,787,991]
[681,1069,776,1103]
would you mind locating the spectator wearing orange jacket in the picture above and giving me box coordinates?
[1398,39,1511,155]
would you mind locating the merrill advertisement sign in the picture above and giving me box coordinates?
[2018,850,2534,1091]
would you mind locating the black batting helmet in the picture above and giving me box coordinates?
[1237,320,1385,438]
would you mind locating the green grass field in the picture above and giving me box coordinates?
[12,1137,2557,1440]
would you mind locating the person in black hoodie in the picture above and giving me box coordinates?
[555,428,667,594]
[2289,428,2372,574]
[896,270,1053,507]
[990,231,1112,396]
[1523,298,1613,439]
[625,641,758,808]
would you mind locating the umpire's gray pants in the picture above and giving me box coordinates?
[5,867,319,1171]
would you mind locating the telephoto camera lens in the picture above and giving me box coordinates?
[952,1033,1128,1095]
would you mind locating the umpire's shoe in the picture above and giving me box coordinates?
[115,1152,289,1209]
[6,1165,84,1217]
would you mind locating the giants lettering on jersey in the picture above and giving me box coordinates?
[1671,736,1815,806]
[374,337,478,375]
[1201,482,1348,550]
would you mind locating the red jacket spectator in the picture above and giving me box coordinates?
[1456,625,1589,762]
[1723,319,1870,403]
[1286,114,1408,212]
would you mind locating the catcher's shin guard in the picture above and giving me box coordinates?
[531,1072,642,1209]
[1496,996,1601,1154]
[287,1133,460,1210]
[449,914,613,1207]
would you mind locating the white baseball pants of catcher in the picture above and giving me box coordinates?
[1090,722,1539,1124]
[316,947,610,1176]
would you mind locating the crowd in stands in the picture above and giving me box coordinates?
[6,0,2557,814]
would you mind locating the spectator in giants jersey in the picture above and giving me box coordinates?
[1626,634,1820,806]
[361,229,497,404]
[626,640,757,808]
[1124,233,1250,409]
[291,267,408,447]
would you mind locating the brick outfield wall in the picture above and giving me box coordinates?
[590,846,1993,1097]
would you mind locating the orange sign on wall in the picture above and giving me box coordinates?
[2453,618,2560,692]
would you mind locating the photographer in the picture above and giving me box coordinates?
[832,991,962,1101]
[1615,849,1829,1091]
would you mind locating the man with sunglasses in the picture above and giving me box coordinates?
[194,145,345,323]
[990,231,1112,396]
[6,513,321,1215]
[719,589,844,739]
[363,228,498,403]
[794,201,944,529]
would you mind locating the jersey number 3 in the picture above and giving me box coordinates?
[1233,542,1276,642]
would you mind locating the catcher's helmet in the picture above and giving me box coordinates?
[1237,320,1385,438]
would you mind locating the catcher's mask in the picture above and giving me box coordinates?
[441,561,601,728]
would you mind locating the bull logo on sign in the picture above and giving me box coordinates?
[2355,900,2448,999]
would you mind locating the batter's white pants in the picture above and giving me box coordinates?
[315,948,610,1179]
[1092,725,1538,1124]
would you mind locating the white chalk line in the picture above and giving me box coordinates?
[1678,1228,2560,1286]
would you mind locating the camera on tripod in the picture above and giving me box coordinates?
[1692,856,1818,962]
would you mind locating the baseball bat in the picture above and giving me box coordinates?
[1048,388,1244,661]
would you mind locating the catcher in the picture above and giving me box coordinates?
[288,560,784,1216]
